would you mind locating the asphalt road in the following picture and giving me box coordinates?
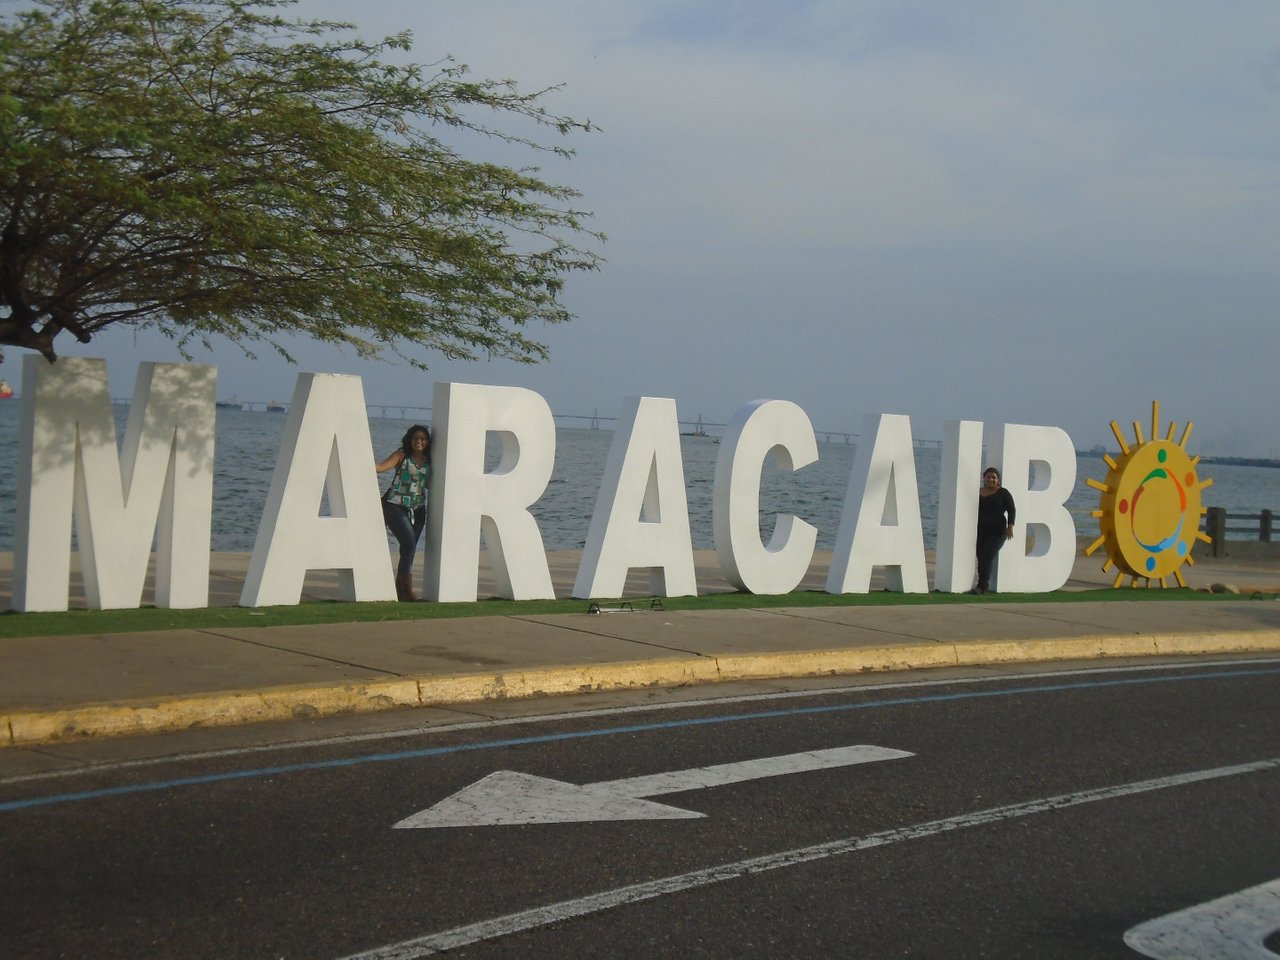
[2,656,1279,959]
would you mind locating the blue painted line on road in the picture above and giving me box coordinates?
[3,665,1279,814]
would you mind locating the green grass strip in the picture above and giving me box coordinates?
[1,586,1269,640]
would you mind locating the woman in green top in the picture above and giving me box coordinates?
[376,424,432,601]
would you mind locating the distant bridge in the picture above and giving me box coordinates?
[356,407,941,448]
[120,398,943,448]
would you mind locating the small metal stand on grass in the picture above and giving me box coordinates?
[587,598,665,615]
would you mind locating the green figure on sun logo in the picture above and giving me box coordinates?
[1085,401,1214,588]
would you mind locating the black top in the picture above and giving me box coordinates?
[977,488,1016,535]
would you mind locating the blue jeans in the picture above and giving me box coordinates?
[385,502,426,580]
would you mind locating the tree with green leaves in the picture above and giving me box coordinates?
[0,0,603,366]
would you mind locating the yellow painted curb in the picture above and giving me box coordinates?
[3,678,422,747]
[713,644,957,681]
[955,636,1117,665]
[4,631,1280,747]
[1152,631,1280,656]
[413,657,723,705]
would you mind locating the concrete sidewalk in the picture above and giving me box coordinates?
[2,550,1278,747]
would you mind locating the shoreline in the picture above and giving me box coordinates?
[2,544,1278,612]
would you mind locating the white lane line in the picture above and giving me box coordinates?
[337,757,1280,960]
[1125,878,1280,959]
[8,657,1277,786]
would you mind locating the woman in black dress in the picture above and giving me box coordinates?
[973,467,1015,594]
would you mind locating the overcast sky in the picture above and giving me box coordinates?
[27,1,1280,455]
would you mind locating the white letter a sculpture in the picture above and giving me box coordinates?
[573,396,697,599]
[241,374,395,606]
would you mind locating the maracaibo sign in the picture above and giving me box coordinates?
[11,356,1081,612]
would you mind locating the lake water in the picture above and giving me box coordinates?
[1,403,1277,552]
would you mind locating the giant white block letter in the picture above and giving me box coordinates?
[987,423,1077,593]
[826,413,928,594]
[240,374,395,606]
[933,419,984,592]
[713,399,818,594]
[572,396,697,598]
[13,356,215,611]
[424,382,555,602]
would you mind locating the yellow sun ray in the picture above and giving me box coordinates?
[1110,420,1130,456]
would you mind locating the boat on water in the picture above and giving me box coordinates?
[215,397,242,411]
[0,379,13,399]
[265,400,286,413]
[680,414,708,438]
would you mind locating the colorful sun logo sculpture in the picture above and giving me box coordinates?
[1085,401,1213,588]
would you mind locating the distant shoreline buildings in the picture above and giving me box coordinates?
[1197,455,1280,470]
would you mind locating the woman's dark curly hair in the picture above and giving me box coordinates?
[400,424,432,465]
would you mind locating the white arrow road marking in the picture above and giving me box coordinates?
[1125,878,1280,959]
[393,745,913,828]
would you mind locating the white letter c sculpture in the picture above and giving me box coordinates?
[713,399,818,594]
